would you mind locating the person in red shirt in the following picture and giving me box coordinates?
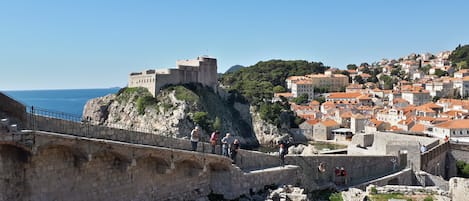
[210,130,220,154]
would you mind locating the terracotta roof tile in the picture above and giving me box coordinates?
[410,123,425,133]
[435,119,469,129]
[321,119,339,127]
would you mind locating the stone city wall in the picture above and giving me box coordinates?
[236,149,405,191]
[0,131,299,201]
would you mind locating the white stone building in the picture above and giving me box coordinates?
[431,119,469,139]
[401,90,431,106]
[452,76,469,98]
[128,56,218,97]
[291,80,314,99]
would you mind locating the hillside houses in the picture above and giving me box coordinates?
[280,49,469,142]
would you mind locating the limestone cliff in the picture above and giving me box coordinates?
[83,85,260,147]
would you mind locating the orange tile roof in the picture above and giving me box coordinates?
[328,92,361,99]
[370,118,383,127]
[309,100,320,106]
[340,111,352,118]
[298,114,316,120]
[306,119,320,125]
[357,94,372,100]
[352,113,368,119]
[286,76,305,81]
[321,119,339,127]
[417,116,436,122]
[393,98,409,104]
[420,102,443,109]
[274,92,293,98]
[410,123,425,133]
[295,80,312,85]
[435,119,469,129]
[442,110,465,117]
[323,101,335,106]
[360,73,371,78]
[415,106,436,113]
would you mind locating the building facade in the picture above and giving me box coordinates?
[128,56,218,97]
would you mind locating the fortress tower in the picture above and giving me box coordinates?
[128,56,218,97]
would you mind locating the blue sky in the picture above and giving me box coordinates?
[1,0,469,90]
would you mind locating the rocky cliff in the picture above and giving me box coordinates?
[83,85,261,147]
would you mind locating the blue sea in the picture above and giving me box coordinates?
[2,88,120,118]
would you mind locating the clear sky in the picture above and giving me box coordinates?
[1,0,469,90]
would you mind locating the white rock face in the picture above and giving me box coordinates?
[82,87,268,146]
[266,185,309,201]
[83,91,192,138]
[251,108,291,146]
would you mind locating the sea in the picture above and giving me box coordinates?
[2,88,120,118]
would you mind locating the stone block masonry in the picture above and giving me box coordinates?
[128,56,218,97]
[0,131,299,201]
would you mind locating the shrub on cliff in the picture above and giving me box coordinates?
[168,85,199,104]
[115,87,156,114]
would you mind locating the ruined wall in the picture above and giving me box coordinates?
[236,149,403,191]
[449,177,469,201]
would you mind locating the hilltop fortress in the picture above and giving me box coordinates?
[128,56,218,97]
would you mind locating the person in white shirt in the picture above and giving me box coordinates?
[190,126,200,151]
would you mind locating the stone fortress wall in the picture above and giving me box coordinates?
[128,56,218,97]
[1,93,467,200]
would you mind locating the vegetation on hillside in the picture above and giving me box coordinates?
[220,60,327,128]
[225,64,245,73]
[456,160,469,178]
[116,87,157,115]
[449,44,469,69]
[221,60,328,105]
[115,84,256,144]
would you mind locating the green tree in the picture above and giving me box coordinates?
[212,116,222,131]
[354,75,365,84]
[421,64,432,74]
[346,64,358,70]
[434,69,448,77]
[449,44,469,69]
[314,96,326,104]
[220,59,329,105]
[360,62,370,68]
[193,112,210,131]
[273,85,286,93]
[136,94,157,115]
[292,94,309,105]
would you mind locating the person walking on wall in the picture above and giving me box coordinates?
[190,126,200,151]
[221,133,233,157]
[279,142,287,166]
[230,139,240,164]
[210,130,220,154]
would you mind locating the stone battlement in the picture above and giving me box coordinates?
[128,56,218,97]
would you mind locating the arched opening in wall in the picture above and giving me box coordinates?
[175,159,203,177]
[0,144,30,201]
[387,178,399,185]
[208,162,230,172]
[92,150,130,172]
[36,144,87,168]
[137,156,170,175]
[0,143,31,163]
